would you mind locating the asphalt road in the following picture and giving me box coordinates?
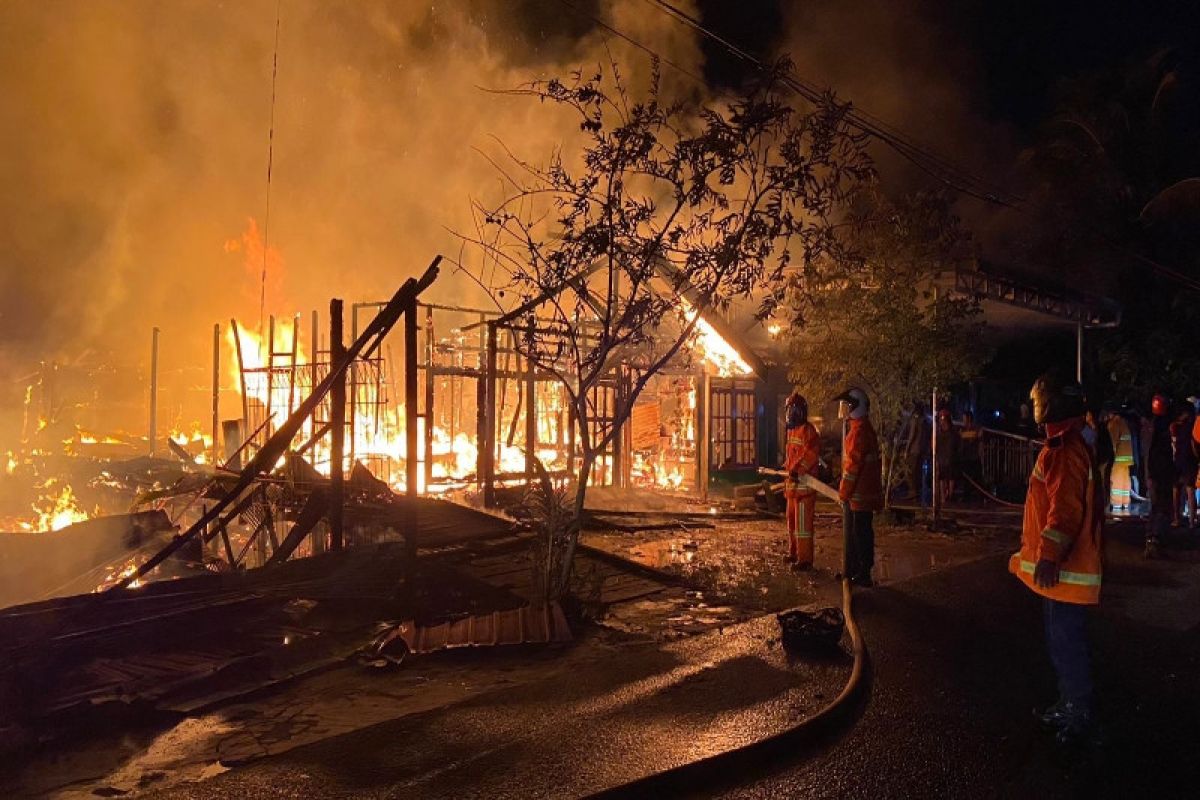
[151,525,1200,799]
[715,532,1200,799]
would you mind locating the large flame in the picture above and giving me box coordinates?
[679,300,754,377]
[22,481,90,532]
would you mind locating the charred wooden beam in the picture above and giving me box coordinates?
[404,293,419,565]
[265,490,330,566]
[329,298,346,551]
[110,258,440,591]
[483,322,498,506]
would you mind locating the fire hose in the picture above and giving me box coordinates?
[588,481,870,798]
[961,473,1025,509]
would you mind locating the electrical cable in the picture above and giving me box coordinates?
[260,0,282,340]
[596,0,1200,294]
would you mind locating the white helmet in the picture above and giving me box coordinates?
[834,387,870,420]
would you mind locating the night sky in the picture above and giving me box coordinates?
[694,0,1200,137]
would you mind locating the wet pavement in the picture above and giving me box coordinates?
[715,519,1200,799]
[587,505,1014,622]
[142,613,851,799]
[18,510,1200,798]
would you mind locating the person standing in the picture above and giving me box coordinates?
[835,387,883,587]
[782,391,821,570]
[903,402,931,504]
[959,411,984,502]
[1087,409,1115,513]
[1146,394,1175,558]
[1171,405,1198,527]
[1106,411,1135,510]
[935,408,960,506]
[1011,371,1102,746]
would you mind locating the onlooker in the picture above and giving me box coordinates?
[1171,404,1197,527]
[904,402,931,504]
[935,408,959,505]
[959,410,983,501]
[1015,402,1038,438]
[1146,394,1175,558]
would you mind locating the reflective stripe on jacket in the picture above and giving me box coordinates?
[839,417,883,511]
[784,422,821,496]
[1009,418,1103,605]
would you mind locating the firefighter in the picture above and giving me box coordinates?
[1106,411,1134,510]
[782,391,821,569]
[1011,371,1102,746]
[835,387,883,587]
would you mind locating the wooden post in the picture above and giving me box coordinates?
[266,316,275,434]
[424,304,435,492]
[931,387,940,523]
[697,370,710,500]
[288,313,300,417]
[231,319,250,448]
[329,299,345,551]
[1076,323,1084,384]
[483,323,498,506]
[404,296,419,562]
[211,323,220,465]
[349,305,358,465]
[149,327,160,456]
[524,352,536,486]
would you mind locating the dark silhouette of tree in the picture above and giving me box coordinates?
[460,59,873,596]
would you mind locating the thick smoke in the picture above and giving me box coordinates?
[0,0,703,443]
[776,0,1017,237]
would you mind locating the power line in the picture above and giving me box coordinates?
[554,0,704,85]
[643,0,1026,208]
[573,0,1200,294]
[260,0,282,340]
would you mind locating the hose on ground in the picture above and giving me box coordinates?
[961,474,1025,509]
[586,574,870,798]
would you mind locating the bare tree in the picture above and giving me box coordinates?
[460,59,873,597]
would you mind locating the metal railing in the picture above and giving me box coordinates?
[979,427,1041,498]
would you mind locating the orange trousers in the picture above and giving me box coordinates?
[784,489,815,565]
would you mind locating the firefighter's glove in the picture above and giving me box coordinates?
[1033,558,1060,589]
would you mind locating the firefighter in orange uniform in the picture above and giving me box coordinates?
[1010,371,1102,746]
[835,387,883,587]
[782,392,821,569]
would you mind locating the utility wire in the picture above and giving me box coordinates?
[645,0,1200,293]
[260,0,282,341]
[551,0,1200,294]
[644,0,1025,207]
[555,0,705,85]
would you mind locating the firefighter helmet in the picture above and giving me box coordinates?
[1029,371,1085,425]
[834,387,870,420]
[785,392,808,428]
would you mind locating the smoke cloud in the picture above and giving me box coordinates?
[0,0,703,442]
[775,0,1017,236]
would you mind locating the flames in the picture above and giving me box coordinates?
[679,300,753,378]
[10,480,91,533]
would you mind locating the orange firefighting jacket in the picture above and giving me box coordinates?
[1009,418,1102,605]
[784,422,821,497]
[840,417,883,511]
